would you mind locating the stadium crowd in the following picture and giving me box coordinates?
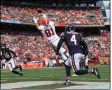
[1,31,110,61]
[1,4,109,65]
[1,5,103,25]
[1,32,55,60]
[84,31,110,60]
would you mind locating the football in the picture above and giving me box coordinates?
[37,8,42,13]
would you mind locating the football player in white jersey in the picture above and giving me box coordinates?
[33,14,69,62]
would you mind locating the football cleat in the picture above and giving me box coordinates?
[72,73,78,76]
[63,80,71,85]
[93,68,100,79]
[19,73,23,76]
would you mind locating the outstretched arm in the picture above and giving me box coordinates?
[56,33,65,55]
[33,16,40,30]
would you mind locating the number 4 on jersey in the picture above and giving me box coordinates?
[71,35,77,45]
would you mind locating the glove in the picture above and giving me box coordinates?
[33,16,38,23]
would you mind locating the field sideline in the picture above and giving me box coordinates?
[1,65,110,89]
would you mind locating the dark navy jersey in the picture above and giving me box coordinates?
[1,48,16,61]
[56,31,87,55]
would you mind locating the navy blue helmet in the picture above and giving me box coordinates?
[0,43,6,49]
[0,43,9,51]
[65,24,75,32]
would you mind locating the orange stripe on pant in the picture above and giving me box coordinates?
[72,55,78,72]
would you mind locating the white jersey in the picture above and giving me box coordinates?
[38,21,69,61]
[38,21,59,43]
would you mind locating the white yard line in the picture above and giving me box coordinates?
[1,81,62,89]
[57,81,110,89]
[1,81,110,89]
[1,80,6,81]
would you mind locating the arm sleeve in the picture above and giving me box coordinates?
[80,39,88,56]
[56,33,65,55]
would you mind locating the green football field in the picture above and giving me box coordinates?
[1,65,110,89]
[1,65,110,82]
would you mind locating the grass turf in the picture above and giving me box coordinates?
[1,65,110,83]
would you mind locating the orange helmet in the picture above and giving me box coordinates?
[39,17,49,25]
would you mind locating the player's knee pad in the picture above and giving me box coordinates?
[65,64,71,76]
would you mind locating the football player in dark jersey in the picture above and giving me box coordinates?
[72,38,89,76]
[56,24,100,85]
[0,43,23,76]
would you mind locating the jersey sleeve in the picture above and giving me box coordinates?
[49,21,55,26]
[38,26,44,30]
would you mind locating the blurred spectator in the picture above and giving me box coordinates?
[84,31,110,59]
[1,31,110,60]
[1,5,103,25]
[1,32,56,60]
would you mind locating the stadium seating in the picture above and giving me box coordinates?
[1,5,104,25]
[1,31,110,61]
[84,31,110,64]
[1,32,55,59]
[1,4,109,65]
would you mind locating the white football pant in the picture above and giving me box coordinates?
[6,58,16,71]
[85,55,89,66]
[65,53,84,72]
